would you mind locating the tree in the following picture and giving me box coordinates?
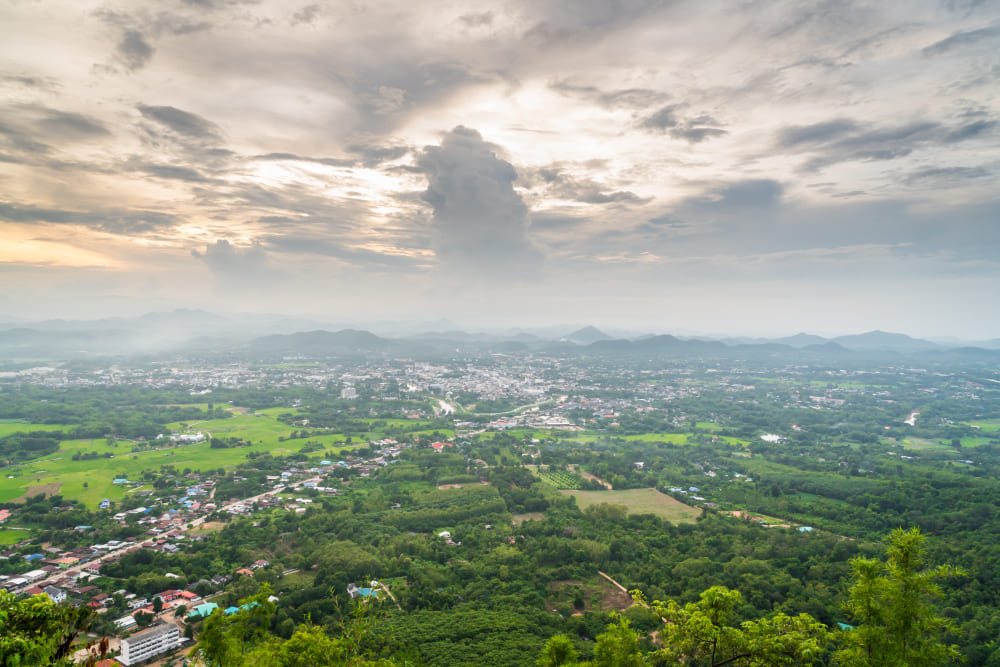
[153,596,164,613]
[593,615,646,667]
[0,590,94,666]
[196,585,397,666]
[537,634,579,667]
[648,586,829,666]
[835,527,964,667]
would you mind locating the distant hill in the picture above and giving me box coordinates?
[250,329,391,356]
[773,333,829,348]
[832,330,939,352]
[565,326,612,345]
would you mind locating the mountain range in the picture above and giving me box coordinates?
[0,310,998,362]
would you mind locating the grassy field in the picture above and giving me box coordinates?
[560,488,701,524]
[0,423,73,438]
[0,407,445,508]
[966,420,1000,433]
[0,528,31,545]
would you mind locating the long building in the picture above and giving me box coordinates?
[117,622,183,665]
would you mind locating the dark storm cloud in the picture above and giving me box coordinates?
[922,24,1000,55]
[417,126,544,278]
[136,105,223,141]
[0,202,178,234]
[192,239,286,289]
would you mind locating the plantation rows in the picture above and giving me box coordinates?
[537,470,584,490]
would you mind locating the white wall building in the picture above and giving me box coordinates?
[117,622,183,665]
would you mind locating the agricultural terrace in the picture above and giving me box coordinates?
[560,488,702,524]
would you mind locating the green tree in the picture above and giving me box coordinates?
[0,590,95,667]
[593,614,646,667]
[835,527,964,667]
[538,634,579,667]
[648,586,829,666]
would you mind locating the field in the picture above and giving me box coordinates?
[10,481,62,503]
[560,488,701,524]
[0,528,31,545]
[536,469,584,489]
[0,422,72,438]
[0,407,443,508]
[965,420,1000,433]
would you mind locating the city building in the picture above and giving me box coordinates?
[117,622,183,665]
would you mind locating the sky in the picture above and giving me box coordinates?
[1,0,998,338]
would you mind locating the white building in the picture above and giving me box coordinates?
[43,586,66,603]
[118,622,183,665]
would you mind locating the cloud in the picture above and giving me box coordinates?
[417,126,544,278]
[252,152,354,168]
[458,12,494,28]
[901,165,993,185]
[191,239,286,289]
[639,106,728,142]
[640,105,679,131]
[922,24,1000,55]
[689,179,784,211]
[36,108,110,140]
[291,4,322,25]
[117,30,154,72]
[0,202,178,234]
[775,117,997,171]
[134,163,212,182]
[525,166,650,205]
[944,119,997,142]
[776,119,859,147]
[136,105,223,141]
[549,80,667,109]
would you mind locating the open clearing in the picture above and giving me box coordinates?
[560,487,701,524]
[547,575,633,614]
[190,521,226,535]
[10,481,62,503]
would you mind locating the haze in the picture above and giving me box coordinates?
[1,1,998,338]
